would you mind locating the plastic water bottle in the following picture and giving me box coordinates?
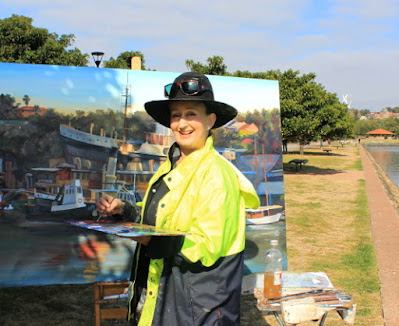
[263,239,283,299]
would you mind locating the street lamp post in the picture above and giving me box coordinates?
[91,51,104,68]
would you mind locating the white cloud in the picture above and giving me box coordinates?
[332,0,399,19]
[65,79,74,89]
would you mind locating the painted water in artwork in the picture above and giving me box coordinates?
[0,62,286,289]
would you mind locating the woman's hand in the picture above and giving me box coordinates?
[96,195,151,245]
[96,194,124,217]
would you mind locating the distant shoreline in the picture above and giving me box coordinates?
[363,141,399,147]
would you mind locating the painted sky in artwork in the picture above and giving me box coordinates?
[0,63,279,115]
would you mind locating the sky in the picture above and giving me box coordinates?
[1,0,398,112]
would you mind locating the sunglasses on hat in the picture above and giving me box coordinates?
[164,80,211,98]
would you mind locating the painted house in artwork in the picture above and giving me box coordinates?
[15,105,47,118]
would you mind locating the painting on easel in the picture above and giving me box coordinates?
[0,62,286,288]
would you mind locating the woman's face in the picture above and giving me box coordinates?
[170,101,216,157]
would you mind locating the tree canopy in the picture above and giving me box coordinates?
[0,15,88,66]
[186,56,227,75]
[355,117,399,136]
[22,95,30,106]
[0,94,19,120]
[185,56,355,153]
[265,69,354,152]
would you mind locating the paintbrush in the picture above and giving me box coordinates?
[267,289,336,303]
[95,186,123,222]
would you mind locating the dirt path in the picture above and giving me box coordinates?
[360,145,399,326]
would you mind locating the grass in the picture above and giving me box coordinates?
[0,284,94,325]
[0,142,385,326]
[281,144,384,326]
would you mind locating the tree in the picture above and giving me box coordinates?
[389,107,399,114]
[233,69,354,154]
[212,127,239,148]
[186,56,227,75]
[103,51,146,70]
[355,119,379,136]
[0,15,88,66]
[359,109,371,116]
[0,93,19,119]
[185,56,355,154]
[22,95,30,106]
[348,109,361,121]
[245,109,282,154]
[380,118,399,135]
[319,103,355,141]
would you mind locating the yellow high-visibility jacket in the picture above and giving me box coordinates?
[132,137,259,325]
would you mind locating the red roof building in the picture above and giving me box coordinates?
[366,129,395,136]
[241,138,254,145]
[238,123,259,133]
[15,106,47,118]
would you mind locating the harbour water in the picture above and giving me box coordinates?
[364,145,399,187]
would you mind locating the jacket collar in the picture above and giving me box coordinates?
[167,136,215,168]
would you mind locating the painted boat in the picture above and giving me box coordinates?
[246,205,283,225]
[246,212,283,225]
[51,179,86,212]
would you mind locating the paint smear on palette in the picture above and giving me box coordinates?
[67,221,187,238]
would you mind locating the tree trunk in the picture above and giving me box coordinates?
[299,143,305,155]
[282,140,288,154]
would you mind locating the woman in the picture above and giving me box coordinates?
[96,72,259,325]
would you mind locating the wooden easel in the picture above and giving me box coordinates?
[94,281,129,326]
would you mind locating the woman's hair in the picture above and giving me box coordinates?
[203,102,211,115]
[203,103,214,137]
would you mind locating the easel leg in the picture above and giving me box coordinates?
[273,311,285,326]
[319,312,328,325]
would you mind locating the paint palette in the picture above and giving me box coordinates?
[67,220,187,238]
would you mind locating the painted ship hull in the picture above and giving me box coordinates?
[60,124,119,171]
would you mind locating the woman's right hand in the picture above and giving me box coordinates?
[96,194,124,217]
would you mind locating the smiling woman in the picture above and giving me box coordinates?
[169,101,216,158]
[96,71,260,325]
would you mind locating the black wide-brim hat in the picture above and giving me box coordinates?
[144,72,237,129]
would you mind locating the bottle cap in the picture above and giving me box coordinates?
[271,239,278,246]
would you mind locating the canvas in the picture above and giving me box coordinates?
[0,62,286,290]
